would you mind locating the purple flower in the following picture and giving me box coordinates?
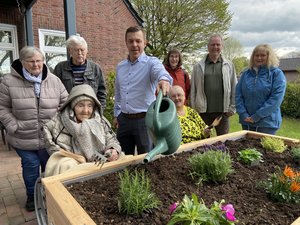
[169,202,179,214]
[222,204,236,221]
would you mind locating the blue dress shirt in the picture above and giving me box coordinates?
[114,52,173,117]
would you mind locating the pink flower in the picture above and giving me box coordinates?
[222,204,236,221]
[169,202,179,214]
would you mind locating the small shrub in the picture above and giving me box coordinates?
[167,194,237,225]
[237,148,263,166]
[103,71,116,126]
[281,82,300,119]
[118,169,161,215]
[188,150,233,184]
[201,142,228,152]
[261,137,287,153]
[291,147,300,163]
[260,166,300,204]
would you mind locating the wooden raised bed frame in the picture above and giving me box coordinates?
[41,131,300,225]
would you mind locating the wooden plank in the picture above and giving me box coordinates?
[45,181,95,225]
[291,217,300,225]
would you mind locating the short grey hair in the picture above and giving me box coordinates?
[19,46,44,61]
[66,35,88,50]
[207,34,224,46]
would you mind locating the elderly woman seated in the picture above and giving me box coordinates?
[43,84,123,176]
[170,85,211,144]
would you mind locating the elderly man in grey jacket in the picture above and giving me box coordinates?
[190,34,237,136]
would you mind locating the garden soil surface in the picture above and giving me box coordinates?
[67,138,300,225]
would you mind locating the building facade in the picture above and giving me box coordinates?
[0,0,142,77]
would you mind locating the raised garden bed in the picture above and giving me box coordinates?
[40,131,300,225]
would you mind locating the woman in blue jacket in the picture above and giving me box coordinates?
[236,44,286,134]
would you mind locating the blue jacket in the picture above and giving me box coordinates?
[235,66,286,129]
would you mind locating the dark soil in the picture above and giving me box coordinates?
[67,138,300,225]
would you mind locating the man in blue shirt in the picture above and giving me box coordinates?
[113,26,173,155]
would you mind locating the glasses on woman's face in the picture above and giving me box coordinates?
[25,60,43,65]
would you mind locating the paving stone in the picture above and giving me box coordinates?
[6,204,22,217]
[3,194,17,206]
[0,213,9,225]
[8,215,25,225]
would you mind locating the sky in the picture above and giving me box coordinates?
[227,0,300,58]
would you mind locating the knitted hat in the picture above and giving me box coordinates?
[71,95,95,109]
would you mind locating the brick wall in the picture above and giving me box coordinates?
[32,0,139,75]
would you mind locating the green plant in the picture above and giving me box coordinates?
[237,148,263,165]
[260,166,300,204]
[261,137,287,153]
[103,71,116,126]
[281,82,300,119]
[118,169,161,215]
[167,194,236,225]
[188,150,233,184]
[291,147,300,162]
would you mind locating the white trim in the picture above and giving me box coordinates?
[0,23,19,59]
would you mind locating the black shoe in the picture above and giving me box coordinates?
[25,196,35,212]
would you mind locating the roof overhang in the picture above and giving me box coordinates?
[0,0,37,9]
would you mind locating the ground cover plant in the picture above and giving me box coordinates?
[67,138,300,225]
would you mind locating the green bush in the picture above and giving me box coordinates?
[281,82,300,119]
[261,137,287,153]
[118,169,161,215]
[103,71,116,126]
[188,150,233,184]
[291,147,300,163]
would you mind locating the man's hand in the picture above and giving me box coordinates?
[105,149,119,162]
[157,80,171,96]
[113,117,119,129]
[244,117,254,123]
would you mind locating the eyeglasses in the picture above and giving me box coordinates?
[25,60,43,64]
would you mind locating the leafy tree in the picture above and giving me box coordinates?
[131,0,232,59]
[222,36,244,61]
[232,57,248,76]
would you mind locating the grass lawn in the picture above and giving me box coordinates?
[229,114,300,140]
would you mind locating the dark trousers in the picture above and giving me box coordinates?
[117,113,152,155]
[200,112,229,136]
[15,148,49,198]
[241,125,277,135]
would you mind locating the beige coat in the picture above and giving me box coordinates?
[0,60,68,150]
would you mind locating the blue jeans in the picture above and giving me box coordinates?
[242,125,277,135]
[15,148,49,198]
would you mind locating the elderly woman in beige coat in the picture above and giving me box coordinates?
[43,84,122,177]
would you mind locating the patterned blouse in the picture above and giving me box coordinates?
[178,106,207,144]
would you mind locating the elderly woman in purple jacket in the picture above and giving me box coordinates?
[0,46,68,211]
[235,44,286,135]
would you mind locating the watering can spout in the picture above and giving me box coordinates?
[144,138,168,163]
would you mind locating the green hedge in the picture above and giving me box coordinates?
[281,82,300,119]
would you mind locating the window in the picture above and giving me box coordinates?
[0,24,18,79]
[39,29,67,72]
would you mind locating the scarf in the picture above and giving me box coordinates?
[22,68,42,98]
[60,106,106,161]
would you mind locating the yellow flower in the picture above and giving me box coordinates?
[290,181,300,193]
[283,166,296,179]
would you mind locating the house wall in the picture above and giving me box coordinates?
[0,5,26,48]
[1,0,140,75]
[284,71,300,82]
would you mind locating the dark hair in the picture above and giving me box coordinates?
[164,48,183,67]
[125,26,146,40]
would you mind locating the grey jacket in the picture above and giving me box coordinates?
[0,60,68,150]
[53,59,107,109]
[190,55,237,114]
[43,84,121,157]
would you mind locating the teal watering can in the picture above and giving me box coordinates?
[144,90,182,163]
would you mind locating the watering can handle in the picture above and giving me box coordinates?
[154,90,163,132]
